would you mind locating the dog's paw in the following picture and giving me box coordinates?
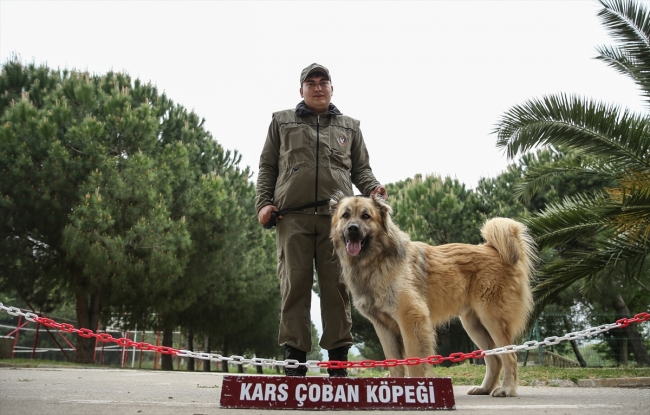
[490,387,516,397]
[467,386,491,395]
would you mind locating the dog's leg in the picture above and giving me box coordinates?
[491,351,517,397]
[460,312,502,396]
[372,321,406,377]
[478,315,518,397]
[397,303,435,378]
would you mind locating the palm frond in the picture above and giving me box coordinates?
[532,234,650,310]
[513,155,610,202]
[529,258,583,322]
[598,0,650,101]
[596,45,650,103]
[525,184,650,248]
[495,94,650,168]
[522,192,611,249]
[608,178,650,238]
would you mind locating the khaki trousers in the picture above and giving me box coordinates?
[276,213,353,353]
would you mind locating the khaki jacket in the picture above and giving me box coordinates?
[256,102,380,215]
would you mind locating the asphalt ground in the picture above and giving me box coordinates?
[1,367,650,415]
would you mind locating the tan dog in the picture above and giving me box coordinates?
[329,192,536,397]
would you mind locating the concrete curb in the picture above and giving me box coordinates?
[577,377,650,388]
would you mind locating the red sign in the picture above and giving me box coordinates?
[220,375,455,410]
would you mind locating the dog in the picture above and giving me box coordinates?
[329,192,536,397]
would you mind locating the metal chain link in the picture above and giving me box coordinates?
[1,302,648,369]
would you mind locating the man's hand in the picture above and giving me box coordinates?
[370,185,388,200]
[258,204,281,225]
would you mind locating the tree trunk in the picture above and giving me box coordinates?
[203,336,211,372]
[221,338,229,373]
[161,325,174,371]
[73,267,102,364]
[616,336,628,366]
[611,294,650,366]
[562,315,587,367]
[186,329,195,372]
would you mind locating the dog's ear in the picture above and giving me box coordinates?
[371,194,393,224]
[329,190,345,214]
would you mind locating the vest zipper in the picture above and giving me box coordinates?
[315,115,320,213]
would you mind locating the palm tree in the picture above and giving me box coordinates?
[494,0,650,365]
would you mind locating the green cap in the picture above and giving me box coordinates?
[300,63,331,85]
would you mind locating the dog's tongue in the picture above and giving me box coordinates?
[346,240,362,256]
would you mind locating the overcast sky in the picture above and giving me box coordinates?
[2,1,647,190]
[2,0,648,348]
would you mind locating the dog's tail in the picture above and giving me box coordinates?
[480,217,537,281]
[481,218,536,338]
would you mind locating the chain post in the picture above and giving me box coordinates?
[534,320,543,366]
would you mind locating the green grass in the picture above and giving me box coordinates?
[236,362,650,385]
[351,362,650,385]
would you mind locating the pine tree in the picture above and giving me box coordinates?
[0,57,271,364]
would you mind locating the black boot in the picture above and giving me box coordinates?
[327,346,350,377]
[284,345,308,376]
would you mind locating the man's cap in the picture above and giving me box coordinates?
[300,63,331,85]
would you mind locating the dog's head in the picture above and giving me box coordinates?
[329,190,393,258]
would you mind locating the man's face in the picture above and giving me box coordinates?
[300,73,333,115]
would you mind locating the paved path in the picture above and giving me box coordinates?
[2,367,649,415]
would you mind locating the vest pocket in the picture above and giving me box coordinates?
[281,123,311,153]
[329,148,352,170]
[276,164,301,191]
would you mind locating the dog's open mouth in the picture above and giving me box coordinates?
[345,238,366,256]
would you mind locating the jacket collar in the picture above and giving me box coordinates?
[295,100,342,116]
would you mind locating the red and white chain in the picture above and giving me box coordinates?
[1,302,648,370]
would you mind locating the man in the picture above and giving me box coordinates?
[256,63,387,376]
